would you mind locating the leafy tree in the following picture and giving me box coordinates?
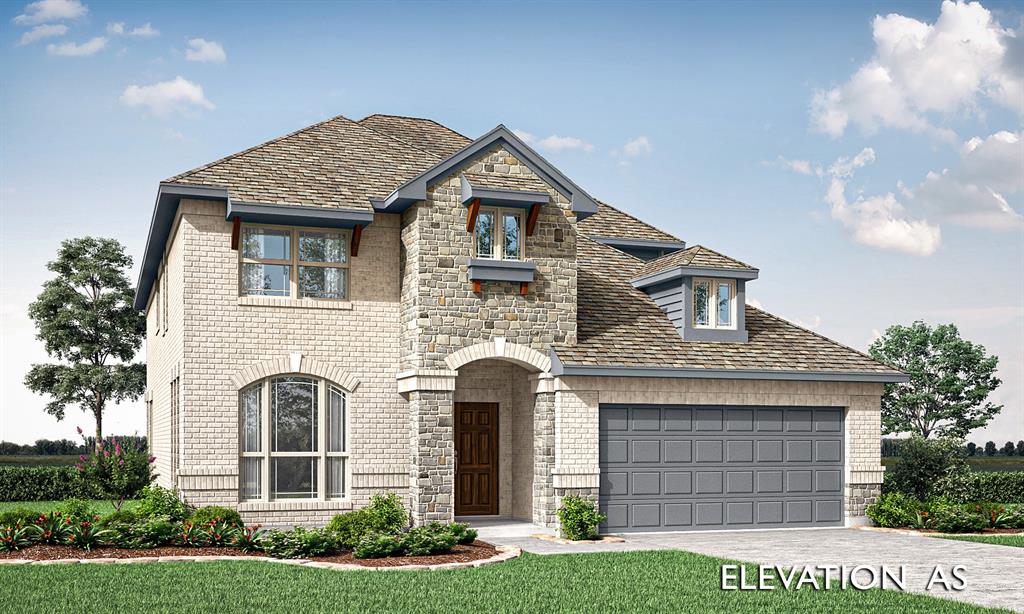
[984,441,997,457]
[1017,441,1024,457]
[966,442,977,457]
[1002,441,1016,456]
[881,436,968,501]
[869,321,1002,439]
[24,238,146,448]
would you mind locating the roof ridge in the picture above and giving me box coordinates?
[593,200,682,243]
[746,304,898,371]
[687,244,756,270]
[357,120,445,161]
[358,113,471,142]
[166,114,354,182]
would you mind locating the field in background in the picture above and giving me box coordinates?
[0,455,78,467]
[882,456,1024,473]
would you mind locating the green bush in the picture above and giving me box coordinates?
[29,511,72,544]
[326,493,408,548]
[260,527,339,559]
[929,505,988,533]
[54,498,96,522]
[994,504,1024,529]
[98,509,140,527]
[447,522,478,545]
[940,471,1024,504]
[0,466,97,501]
[883,436,968,501]
[66,520,113,551]
[557,496,605,540]
[866,492,921,528]
[106,517,179,549]
[189,506,242,528]
[0,525,33,552]
[401,523,457,556]
[0,507,41,528]
[135,486,191,521]
[353,532,404,559]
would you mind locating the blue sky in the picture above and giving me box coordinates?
[1,0,1022,443]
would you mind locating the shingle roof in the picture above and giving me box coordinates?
[358,114,470,158]
[560,237,901,375]
[578,201,680,243]
[636,244,757,278]
[463,172,552,194]
[166,115,454,211]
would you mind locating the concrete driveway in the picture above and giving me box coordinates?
[480,526,1022,612]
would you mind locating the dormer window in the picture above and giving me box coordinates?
[693,278,735,329]
[475,207,523,261]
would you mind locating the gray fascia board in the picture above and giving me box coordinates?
[460,174,550,207]
[590,236,687,251]
[377,125,599,219]
[134,183,230,311]
[632,265,759,289]
[467,258,536,283]
[549,361,909,383]
[226,201,374,228]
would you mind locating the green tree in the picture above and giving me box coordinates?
[24,238,146,448]
[869,321,1002,439]
[1002,441,1016,456]
[984,441,997,456]
[966,442,977,457]
[1017,441,1024,457]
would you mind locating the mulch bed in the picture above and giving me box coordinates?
[0,540,499,566]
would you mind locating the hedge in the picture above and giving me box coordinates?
[0,466,99,501]
[943,471,1024,504]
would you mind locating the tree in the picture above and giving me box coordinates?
[1017,441,1024,457]
[966,442,977,457]
[1002,441,1016,456]
[869,321,1002,439]
[985,441,997,456]
[24,237,146,449]
[882,436,968,501]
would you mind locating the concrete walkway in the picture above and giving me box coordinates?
[477,525,1023,612]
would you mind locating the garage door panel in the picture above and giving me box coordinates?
[600,404,844,532]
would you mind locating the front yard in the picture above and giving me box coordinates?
[0,550,1005,613]
[935,534,1024,548]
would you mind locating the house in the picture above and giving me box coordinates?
[137,114,905,531]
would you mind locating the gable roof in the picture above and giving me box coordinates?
[578,201,681,243]
[358,114,470,157]
[557,237,904,381]
[635,244,757,278]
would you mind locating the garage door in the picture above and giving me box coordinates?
[599,405,844,532]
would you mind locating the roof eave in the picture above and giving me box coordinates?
[590,236,687,251]
[632,265,760,288]
[549,360,909,384]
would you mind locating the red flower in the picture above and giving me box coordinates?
[76,426,83,435]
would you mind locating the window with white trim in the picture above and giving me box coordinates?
[693,278,736,329]
[239,226,350,299]
[240,376,348,501]
[474,207,524,260]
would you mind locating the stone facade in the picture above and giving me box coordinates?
[407,390,454,523]
[845,483,882,522]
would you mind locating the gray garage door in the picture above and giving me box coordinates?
[599,405,844,532]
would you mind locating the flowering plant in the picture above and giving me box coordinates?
[0,525,33,552]
[75,427,156,511]
[233,525,265,553]
[204,518,241,547]
[177,521,208,547]
[66,518,113,551]
[29,511,73,544]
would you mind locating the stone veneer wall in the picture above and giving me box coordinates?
[532,392,556,527]
[165,200,409,525]
[845,483,882,521]
[408,390,454,523]
[400,145,578,372]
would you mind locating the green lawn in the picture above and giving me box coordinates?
[0,455,78,467]
[934,534,1024,548]
[0,551,1004,613]
[0,500,139,515]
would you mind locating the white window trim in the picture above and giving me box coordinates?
[693,277,737,330]
[474,206,525,261]
[239,377,350,502]
[238,224,352,300]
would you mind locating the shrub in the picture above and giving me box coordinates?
[929,505,988,533]
[326,493,408,548]
[106,517,179,549]
[993,504,1024,529]
[0,466,97,501]
[66,520,112,551]
[353,532,404,559]
[29,512,73,544]
[401,523,457,556]
[189,506,243,528]
[75,434,156,511]
[882,436,968,501]
[557,496,605,540]
[447,522,478,546]
[98,509,140,527]
[939,471,1024,504]
[866,492,921,528]
[0,525,33,552]
[55,498,96,522]
[204,519,241,547]
[0,507,41,529]
[260,527,339,559]
[177,521,208,547]
[135,485,191,521]
[233,525,265,553]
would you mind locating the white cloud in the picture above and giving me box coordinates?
[107,21,159,37]
[185,38,226,63]
[773,156,823,176]
[825,148,942,256]
[746,297,765,309]
[512,129,592,152]
[18,23,67,45]
[622,136,652,157]
[13,0,86,25]
[46,36,107,56]
[811,1,1021,139]
[120,76,215,116]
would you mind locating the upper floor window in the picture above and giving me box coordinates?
[240,226,349,299]
[475,207,523,260]
[240,376,348,501]
[693,278,736,329]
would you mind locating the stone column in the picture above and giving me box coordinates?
[532,391,556,527]
[400,370,458,526]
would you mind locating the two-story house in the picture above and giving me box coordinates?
[137,114,905,532]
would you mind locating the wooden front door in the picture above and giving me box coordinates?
[455,402,499,515]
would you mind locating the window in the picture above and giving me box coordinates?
[240,226,349,300]
[474,207,524,260]
[240,376,348,501]
[693,278,736,329]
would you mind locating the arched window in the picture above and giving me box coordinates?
[239,376,348,501]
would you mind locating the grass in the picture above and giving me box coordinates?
[934,534,1024,548]
[0,455,78,467]
[0,500,139,515]
[0,551,1004,613]
[882,456,1024,473]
